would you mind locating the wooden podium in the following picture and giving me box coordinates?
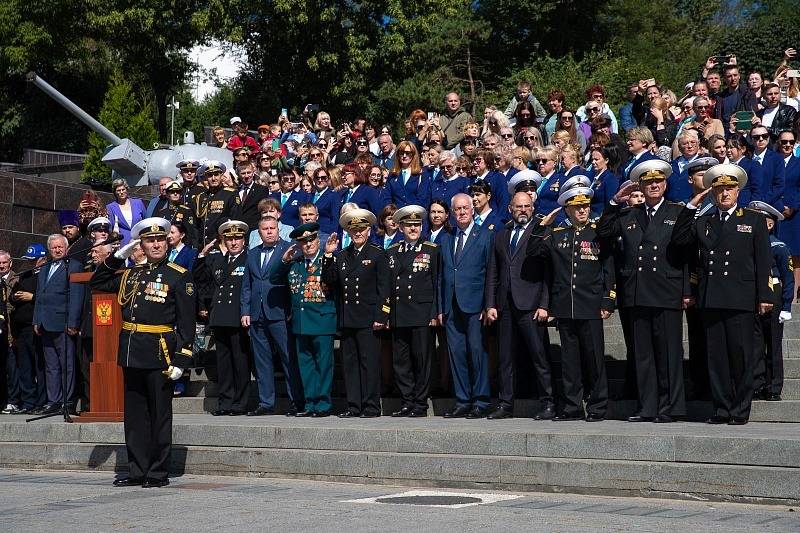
[70,272,124,422]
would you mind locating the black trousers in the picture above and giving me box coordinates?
[340,327,381,415]
[632,306,686,417]
[213,326,251,412]
[497,300,552,409]
[753,309,784,395]
[685,306,710,398]
[702,309,756,420]
[122,367,173,481]
[13,326,46,410]
[0,332,7,408]
[557,319,607,417]
[617,306,638,399]
[76,335,92,411]
[392,326,431,411]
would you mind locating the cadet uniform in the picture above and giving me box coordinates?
[194,161,240,244]
[270,222,337,416]
[749,201,793,401]
[529,187,615,421]
[387,206,441,417]
[671,164,772,424]
[90,217,195,487]
[321,209,390,418]
[194,220,251,416]
[596,159,688,422]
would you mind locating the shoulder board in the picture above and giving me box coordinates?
[223,187,236,192]
[423,242,438,248]
[168,263,187,274]
[771,240,788,248]
[388,242,402,250]
[553,227,567,232]
[208,249,222,255]
[590,223,597,228]
[368,242,382,249]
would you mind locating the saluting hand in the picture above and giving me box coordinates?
[282,243,298,263]
[689,187,712,208]
[540,207,561,227]
[613,180,640,204]
[200,238,217,257]
[325,233,339,254]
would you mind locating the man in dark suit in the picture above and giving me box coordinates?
[751,125,785,210]
[598,159,689,423]
[671,163,772,425]
[194,220,251,416]
[439,193,493,419]
[272,170,308,228]
[486,191,553,420]
[31,233,84,415]
[321,209,390,418]
[241,216,303,416]
[235,160,271,230]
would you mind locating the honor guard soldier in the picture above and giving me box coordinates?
[528,187,615,422]
[176,160,205,208]
[194,220,251,416]
[271,222,337,417]
[671,164,772,425]
[321,209,390,418]
[160,180,198,247]
[90,217,196,488]
[194,161,240,244]
[597,159,690,423]
[748,201,793,401]
[386,205,441,417]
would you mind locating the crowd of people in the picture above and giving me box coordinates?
[2,49,800,438]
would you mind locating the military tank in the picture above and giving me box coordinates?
[27,72,233,186]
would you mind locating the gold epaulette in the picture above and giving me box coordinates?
[423,241,438,248]
[223,187,236,192]
[388,242,402,250]
[553,227,566,232]
[168,262,187,274]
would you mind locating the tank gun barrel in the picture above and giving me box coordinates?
[26,72,123,146]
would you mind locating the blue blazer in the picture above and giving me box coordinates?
[425,226,453,245]
[736,156,763,206]
[311,188,340,235]
[380,172,431,208]
[32,258,84,331]
[272,190,309,228]
[430,176,469,208]
[665,156,697,203]
[439,224,493,315]
[341,185,382,216]
[106,198,146,245]
[241,239,292,322]
[587,168,620,215]
[622,151,658,181]
[783,155,800,210]
[474,209,504,232]
[171,245,198,271]
[756,149,786,211]
[470,171,509,215]
[535,173,567,225]
[370,231,403,249]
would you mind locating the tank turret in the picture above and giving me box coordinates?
[27,72,233,186]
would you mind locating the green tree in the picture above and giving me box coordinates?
[83,72,158,185]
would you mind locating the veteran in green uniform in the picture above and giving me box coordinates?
[271,222,337,417]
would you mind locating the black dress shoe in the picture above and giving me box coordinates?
[627,415,655,422]
[466,406,490,419]
[766,394,782,401]
[285,408,298,417]
[487,407,513,420]
[752,387,768,401]
[112,477,143,487]
[706,415,729,424]
[37,403,62,416]
[728,417,748,425]
[585,413,605,422]
[532,404,556,420]
[360,412,380,418]
[654,414,676,423]
[247,406,275,416]
[391,407,413,417]
[443,405,471,418]
[212,409,231,416]
[312,410,330,418]
[554,413,584,421]
[408,409,428,418]
[228,410,246,416]
[142,478,170,488]
[295,410,313,417]
[338,410,360,418]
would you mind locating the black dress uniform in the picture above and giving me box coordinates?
[90,218,195,486]
[596,160,689,421]
[194,184,240,245]
[193,222,250,415]
[387,208,441,416]
[671,164,772,424]
[321,210,390,417]
[528,188,614,421]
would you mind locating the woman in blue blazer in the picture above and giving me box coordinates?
[533,146,566,223]
[106,179,146,245]
[379,141,431,209]
[341,163,383,216]
[426,199,452,244]
[167,221,199,271]
[371,204,404,249]
[587,146,620,216]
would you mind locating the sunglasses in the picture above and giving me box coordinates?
[310,153,323,158]
[441,164,454,169]
[456,167,468,172]
[694,105,709,110]
[752,133,770,141]
[315,175,329,180]
[587,107,600,113]
[524,135,538,141]
[561,115,574,120]
[501,133,514,138]
[399,150,414,156]
[317,142,328,147]
[356,140,368,146]
[779,139,796,145]
[535,159,551,164]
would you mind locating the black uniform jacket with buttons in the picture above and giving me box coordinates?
[596,201,689,309]
[321,242,391,329]
[90,256,196,370]
[154,202,198,248]
[193,249,248,328]
[527,222,615,320]
[671,206,772,311]
[386,241,441,328]
[194,186,240,244]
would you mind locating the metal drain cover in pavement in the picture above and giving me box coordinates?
[346,490,523,508]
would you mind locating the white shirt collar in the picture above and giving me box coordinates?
[645,197,665,214]
[457,221,475,238]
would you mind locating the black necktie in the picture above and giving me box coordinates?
[455,231,465,262]
[647,207,655,221]
[510,226,522,255]
[720,211,728,223]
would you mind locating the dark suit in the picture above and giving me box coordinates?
[735,156,763,207]
[273,189,308,228]
[341,185,383,216]
[380,173,432,209]
[754,149,786,211]
[487,219,552,410]
[235,182,271,230]
[440,223,493,410]
[311,188,340,235]
[621,151,659,181]
[194,250,250,413]
[241,240,303,411]
[671,206,772,420]
[168,245,198,271]
[597,200,688,418]
[321,243,390,415]
[32,257,84,406]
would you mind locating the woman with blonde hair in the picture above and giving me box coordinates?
[314,111,336,140]
[532,145,563,219]
[560,143,584,177]
[555,108,587,152]
[381,140,429,208]
[511,146,531,170]
[482,110,510,137]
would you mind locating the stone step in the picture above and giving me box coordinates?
[0,417,798,504]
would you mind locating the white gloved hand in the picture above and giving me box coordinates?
[114,239,141,260]
[779,311,792,323]
[165,366,183,380]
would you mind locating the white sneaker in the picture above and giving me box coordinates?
[1,404,19,414]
